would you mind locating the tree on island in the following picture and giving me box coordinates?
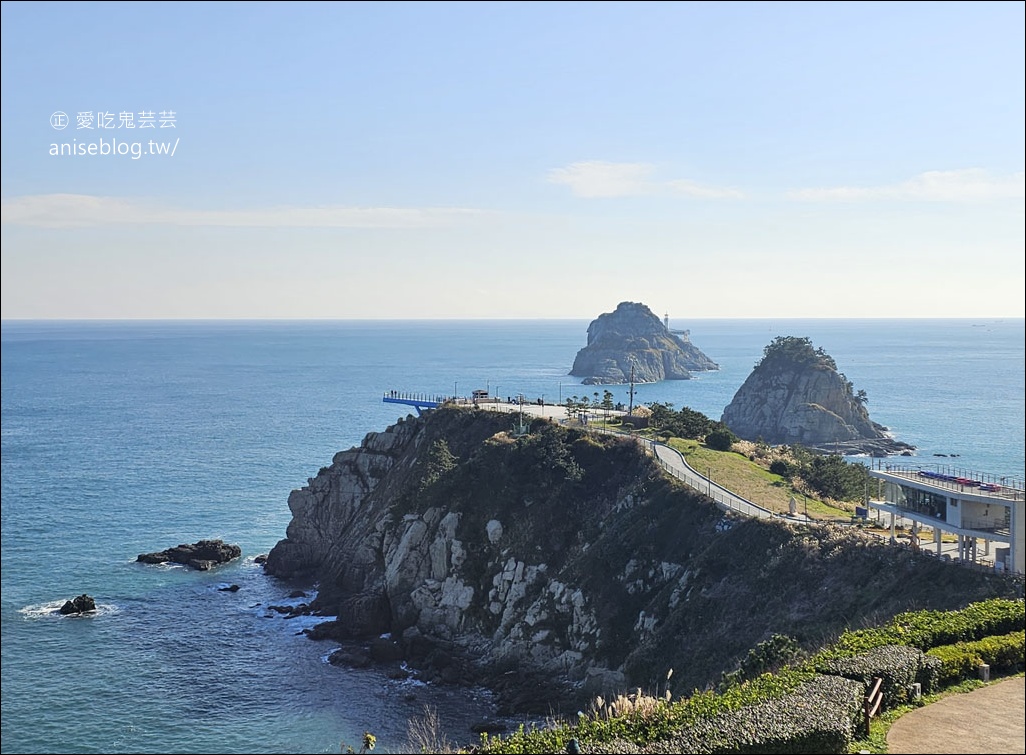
[756,336,837,371]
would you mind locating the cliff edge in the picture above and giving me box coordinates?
[569,302,718,385]
[264,406,1008,714]
[721,336,914,456]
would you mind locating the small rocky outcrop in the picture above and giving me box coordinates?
[59,594,96,615]
[721,336,914,455]
[137,539,242,570]
[570,302,718,385]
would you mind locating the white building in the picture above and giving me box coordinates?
[867,463,1024,575]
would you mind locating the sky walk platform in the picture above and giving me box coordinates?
[867,462,1024,575]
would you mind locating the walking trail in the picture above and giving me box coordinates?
[886,676,1024,754]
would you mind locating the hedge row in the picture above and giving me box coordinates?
[815,598,1024,661]
[640,675,864,754]
[926,630,1026,686]
[478,670,812,754]
[814,644,942,707]
[477,600,1024,754]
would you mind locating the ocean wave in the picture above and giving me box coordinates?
[19,600,120,619]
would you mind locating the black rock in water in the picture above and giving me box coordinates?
[59,594,96,615]
[137,539,242,570]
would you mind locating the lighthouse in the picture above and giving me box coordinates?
[664,312,670,331]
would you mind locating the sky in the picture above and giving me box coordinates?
[1,1,1023,319]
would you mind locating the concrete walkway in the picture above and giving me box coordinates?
[886,676,1024,754]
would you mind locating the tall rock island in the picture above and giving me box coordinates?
[721,336,913,455]
[570,301,718,385]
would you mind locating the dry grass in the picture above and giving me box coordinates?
[405,704,455,754]
[588,687,672,721]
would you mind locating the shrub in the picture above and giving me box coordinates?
[815,644,929,709]
[705,427,737,452]
[649,675,863,754]
[815,599,1025,660]
[926,630,1026,686]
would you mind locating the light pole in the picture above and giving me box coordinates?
[454,381,457,400]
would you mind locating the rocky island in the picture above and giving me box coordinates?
[264,405,1002,714]
[721,336,914,456]
[137,539,242,571]
[569,301,718,384]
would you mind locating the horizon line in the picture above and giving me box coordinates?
[2,315,1023,323]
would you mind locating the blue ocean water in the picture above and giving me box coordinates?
[1,318,1023,754]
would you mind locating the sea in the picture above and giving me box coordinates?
[1,318,1023,754]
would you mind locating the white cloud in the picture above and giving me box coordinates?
[788,169,1026,202]
[0,194,488,229]
[547,160,743,199]
[546,161,656,198]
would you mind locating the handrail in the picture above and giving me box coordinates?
[864,676,884,737]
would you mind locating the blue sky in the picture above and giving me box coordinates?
[1,1,1023,319]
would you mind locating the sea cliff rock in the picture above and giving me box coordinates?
[570,302,718,385]
[721,336,914,455]
[265,406,1009,714]
[137,539,242,570]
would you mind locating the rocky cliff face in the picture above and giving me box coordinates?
[570,302,718,385]
[266,406,1002,713]
[721,336,913,455]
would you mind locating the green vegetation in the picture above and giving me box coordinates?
[473,599,1025,754]
[667,437,852,519]
[372,407,1021,754]
[927,630,1025,685]
[647,401,723,440]
[757,335,838,370]
[478,669,815,754]
[704,426,737,452]
[340,731,376,754]
[419,439,458,491]
[816,598,1026,660]
[783,445,871,503]
[642,402,869,506]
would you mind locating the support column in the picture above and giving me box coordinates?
[890,513,896,541]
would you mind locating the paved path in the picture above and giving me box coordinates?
[886,677,1025,754]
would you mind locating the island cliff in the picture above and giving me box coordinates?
[570,302,718,384]
[265,406,1006,713]
[722,336,914,456]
